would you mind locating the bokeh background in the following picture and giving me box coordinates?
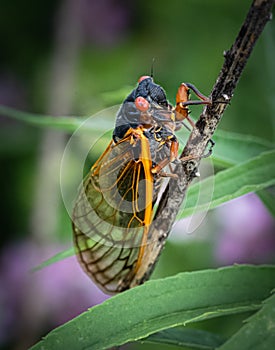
[0,0,274,349]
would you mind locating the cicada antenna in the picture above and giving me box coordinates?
[150,58,155,78]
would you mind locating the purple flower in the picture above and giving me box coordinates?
[0,239,108,347]
[215,193,275,265]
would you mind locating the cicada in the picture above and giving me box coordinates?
[72,75,211,294]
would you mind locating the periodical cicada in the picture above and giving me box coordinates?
[72,75,211,294]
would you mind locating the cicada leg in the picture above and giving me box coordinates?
[151,135,179,175]
[175,83,215,159]
[151,133,201,177]
[175,82,211,130]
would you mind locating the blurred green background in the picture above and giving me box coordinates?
[0,0,274,349]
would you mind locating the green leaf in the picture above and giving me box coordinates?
[256,186,275,217]
[30,265,275,350]
[0,104,114,134]
[31,247,75,272]
[210,130,275,215]
[0,105,86,132]
[177,128,274,168]
[210,129,274,167]
[179,150,275,219]
[217,293,275,350]
[144,328,225,349]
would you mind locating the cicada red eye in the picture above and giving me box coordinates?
[135,96,150,112]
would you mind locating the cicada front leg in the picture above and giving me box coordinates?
[175,82,215,159]
[175,82,211,130]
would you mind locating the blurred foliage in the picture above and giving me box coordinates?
[0,0,274,349]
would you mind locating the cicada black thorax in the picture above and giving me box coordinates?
[112,76,178,203]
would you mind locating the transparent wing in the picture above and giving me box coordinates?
[72,131,155,294]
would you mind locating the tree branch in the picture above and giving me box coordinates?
[139,0,274,284]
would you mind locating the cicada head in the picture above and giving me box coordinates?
[113,76,175,142]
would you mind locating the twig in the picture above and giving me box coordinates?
[139,0,274,283]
